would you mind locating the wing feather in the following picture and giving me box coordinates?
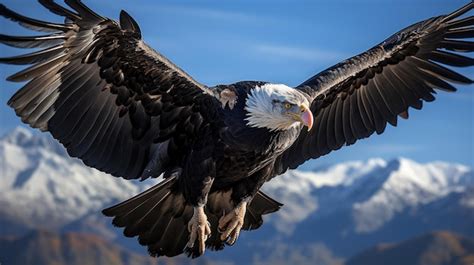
[0,34,66,49]
[6,53,68,82]
[316,104,331,155]
[349,91,368,139]
[0,4,72,32]
[440,39,474,52]
[355,87,374,134]
[326,96,340,150]
[38,0,81,20]
[342,93,355,144]
[425,50,474,67]
[333,96,345,146]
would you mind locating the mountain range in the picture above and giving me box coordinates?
[0,229,236,265]
[346,231,474,265]
[0,127,473,264]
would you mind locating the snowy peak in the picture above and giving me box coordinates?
[352,158,472,233]
[372,157,472,203]
[1,126,33,145]
[1,126,67,157]
[266,158,387,192]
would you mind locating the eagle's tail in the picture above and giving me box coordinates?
[102,177,282,258]
[102,176,192,257]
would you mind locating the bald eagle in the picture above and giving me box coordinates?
[1,0,473,258]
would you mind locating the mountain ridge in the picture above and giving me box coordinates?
[0,230,188,265]
[346,231,474,265]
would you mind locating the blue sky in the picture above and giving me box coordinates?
[0,0,472,167]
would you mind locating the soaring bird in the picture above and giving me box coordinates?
[1,0,473,258]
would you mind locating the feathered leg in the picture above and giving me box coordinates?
[181,136,216,257]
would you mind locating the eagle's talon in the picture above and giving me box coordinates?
[187,206,211,255]
[218,200,247,244]
[217,226,224,233]
[225,228,240,246]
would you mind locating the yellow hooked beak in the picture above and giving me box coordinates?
[292,105,313,131]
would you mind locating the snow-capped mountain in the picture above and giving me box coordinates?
[261,159,389,233]
[0,127,156,230]
[0,127,472,258]
[351,159,472,233]
[262,157,472,234]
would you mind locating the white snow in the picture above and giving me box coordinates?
[351,158,472,233]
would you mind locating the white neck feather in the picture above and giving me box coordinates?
[245,84,300,131]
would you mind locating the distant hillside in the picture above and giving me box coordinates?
[0,230,158,265]
[346,231,474,265]
[0,230,221,265]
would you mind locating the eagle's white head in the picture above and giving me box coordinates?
[245,84,313,132]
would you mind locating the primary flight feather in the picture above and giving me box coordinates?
[1,0,472,258]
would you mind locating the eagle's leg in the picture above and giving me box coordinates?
[218,198,249,245]
[186,206,211,253]
[219,166,270,245]
[182,141,215,256]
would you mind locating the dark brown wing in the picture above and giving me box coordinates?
[274,3,473,175]
[0,1,218,179]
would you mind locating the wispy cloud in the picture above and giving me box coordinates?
[252,43,347,62]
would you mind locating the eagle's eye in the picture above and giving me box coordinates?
[284,103,292,110]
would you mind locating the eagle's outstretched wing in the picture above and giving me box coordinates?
[274,2,473,175]
[0,0,218,179]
